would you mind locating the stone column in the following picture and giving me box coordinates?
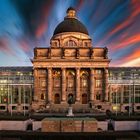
[18,86,21,104]
[61,68,66,102]
[47,68,52,103]
[76,68,80,102]
[90,68,94,101]
[33,68,38,101]
[104,68,109,101]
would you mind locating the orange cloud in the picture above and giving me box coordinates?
[97,0,140,46]
[110,47,140,66]
[20,40,31,53]
[0,38,14,55]
[36,23,48,38]
[35,2,53,38]
[112,33,140,51]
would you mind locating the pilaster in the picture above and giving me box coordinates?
[47,68,52,103]
[90,68,94,101]
[76,68,80,102]
[61,68,66,102]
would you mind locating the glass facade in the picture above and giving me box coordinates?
[0,67,33,112]
[109,67,140,112]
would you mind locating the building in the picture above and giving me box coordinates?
[0,67,33,113]
[32,7,110,112]
[0,7,140,114]
[108,67,140,113]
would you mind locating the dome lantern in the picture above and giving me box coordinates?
[66,7,76,19]
[53,7,89,36]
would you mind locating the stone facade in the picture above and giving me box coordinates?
[41,118,97,132]
[32,8,110,112]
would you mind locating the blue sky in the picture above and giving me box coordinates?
[0,0,140,66]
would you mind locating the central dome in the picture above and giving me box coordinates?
[53,7,89,36]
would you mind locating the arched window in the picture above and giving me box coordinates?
[65,40,77,47]
[52,70,61,88]
[82,94,88,104]
[80,71,89,88]
[54,94,60,104]
[67,70,75,88]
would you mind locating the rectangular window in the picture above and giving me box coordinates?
[53,79,60,88]
[95,69,102,74]
[82,79,88,88]
[95,80,102,88]
[67,79,74,88]
[0,106,6,110]
[38,69,46,75]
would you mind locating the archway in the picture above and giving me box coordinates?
[54,94,60,104]
[82,94,88,104]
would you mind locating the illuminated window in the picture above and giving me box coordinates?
[95,70,102,74]
[67,79,74,88]
[53,70,61,88]
[53,78,60,88]
[67,71,75,88]
[81,78,88,88]
[95,80,102,88]
[40,79,46,87]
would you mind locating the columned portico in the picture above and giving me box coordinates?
[32,7,110,112]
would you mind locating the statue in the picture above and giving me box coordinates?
[68,95,73,105]
[67,95,74,116]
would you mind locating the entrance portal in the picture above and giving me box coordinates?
[54,94,60,104]
[82,94,88,104]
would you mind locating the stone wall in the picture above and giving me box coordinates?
[33,121,41,131]
[41,118,98,132]
[98,121,108,131]
[0,121,27,131]
[0,120,140,131]
[114,121,139,131]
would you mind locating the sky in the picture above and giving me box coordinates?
[0,0,140,67]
